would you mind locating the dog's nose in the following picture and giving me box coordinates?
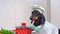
[30,16,33,20]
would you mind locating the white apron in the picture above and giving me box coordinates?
[32,21,58,34]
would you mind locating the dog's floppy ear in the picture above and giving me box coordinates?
[39,14,45,25]
[30,16,33,24]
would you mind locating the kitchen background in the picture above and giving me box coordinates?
[0,0,60,30]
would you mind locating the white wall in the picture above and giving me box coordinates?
[0,0,16,30]
[0,0,50,30]
[51,0,60,28]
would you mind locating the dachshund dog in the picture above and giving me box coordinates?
[30,10,45,27]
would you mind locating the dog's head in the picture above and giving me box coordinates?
[30,10,45,25]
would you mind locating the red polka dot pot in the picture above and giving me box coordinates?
[13,27,33,34]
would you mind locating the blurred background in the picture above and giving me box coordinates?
[0,0,60,30]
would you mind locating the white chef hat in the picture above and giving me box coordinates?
[32,5,45,14]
